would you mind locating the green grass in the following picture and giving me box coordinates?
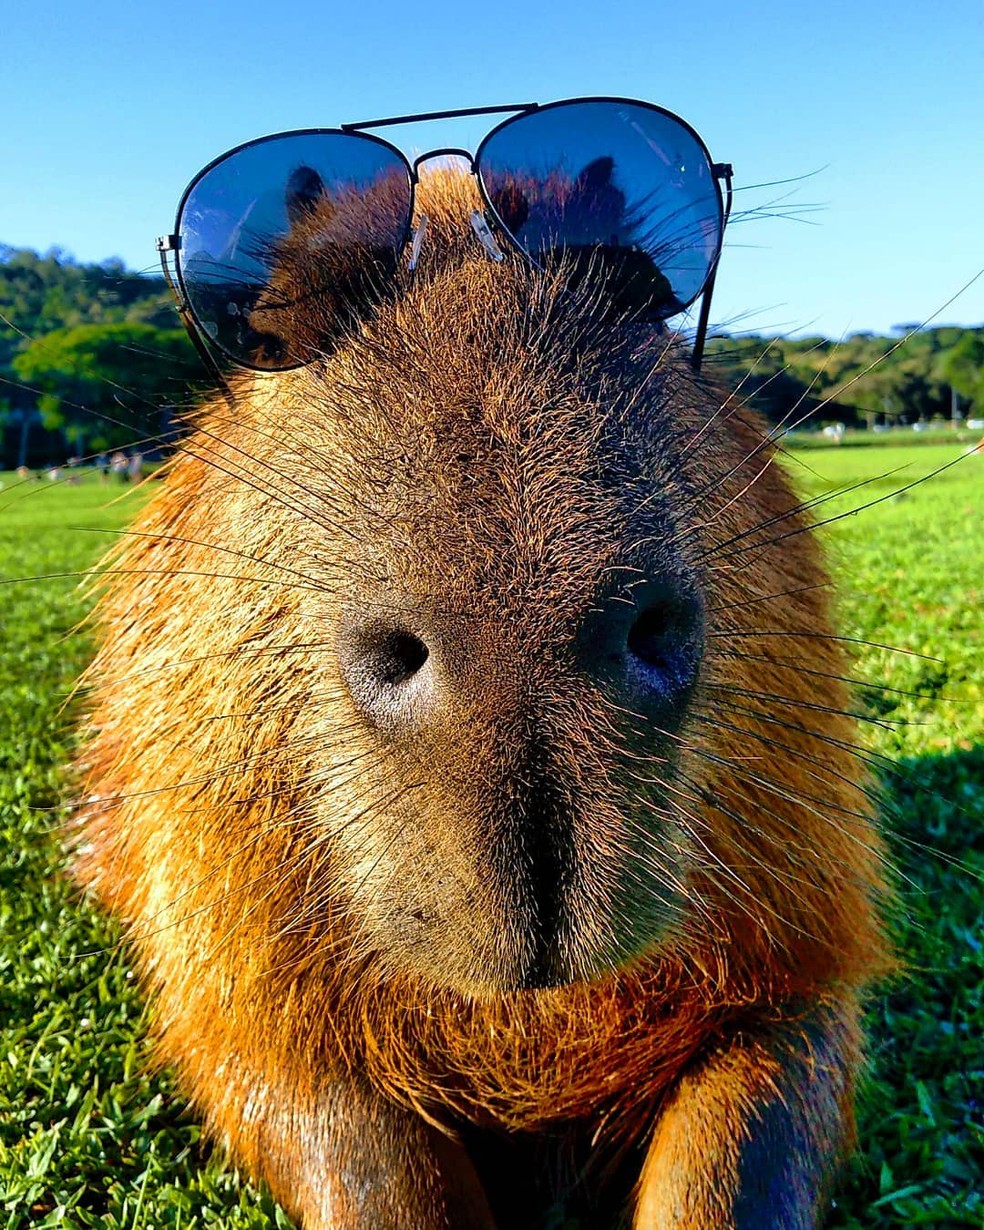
[0,472,288,1227]
[0,448,981,1227]
[779,444,984,1226]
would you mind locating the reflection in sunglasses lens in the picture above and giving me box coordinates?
[177,133,412,369]
[478,101,722,316]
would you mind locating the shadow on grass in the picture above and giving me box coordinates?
[829,744,984,1228]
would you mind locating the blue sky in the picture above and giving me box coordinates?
[2,0,982,338]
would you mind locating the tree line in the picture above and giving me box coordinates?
[1,243,981,468]
[0,245,206,466]
[703,325,983,431]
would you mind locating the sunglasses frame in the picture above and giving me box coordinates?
[157,97,733,380]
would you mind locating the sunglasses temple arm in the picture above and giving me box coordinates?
[158,247,236,409]
[691,268,717,372]
[691,165,734,373]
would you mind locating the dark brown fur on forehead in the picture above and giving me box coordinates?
[290,171,694,467]
[262,220,706,639]
[252,163,675,370]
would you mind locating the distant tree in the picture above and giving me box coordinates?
[848,358,939,425]
[0,246,174,368]
[703,336,820,426]
[936,331,984,412]
[11,321,205,454]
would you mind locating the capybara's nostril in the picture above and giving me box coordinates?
[580,581,704,718]
[626,596,703,699]
[337,621,433,728]
[376,630,429,685]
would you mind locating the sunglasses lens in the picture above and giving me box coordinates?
[176,133,412,368]
[478,101,722,317]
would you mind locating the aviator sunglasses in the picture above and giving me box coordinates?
[158,98,733,376]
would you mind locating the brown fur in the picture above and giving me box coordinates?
[72,169,890,1228]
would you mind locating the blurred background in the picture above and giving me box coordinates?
[1,0,982,462]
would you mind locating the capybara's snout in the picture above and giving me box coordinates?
[327,524,707,997]
[336,573,704,738]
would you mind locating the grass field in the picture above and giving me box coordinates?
[1,445,981,1227]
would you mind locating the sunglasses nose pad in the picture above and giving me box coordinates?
[408,214,429,271]
[470,210,505,262]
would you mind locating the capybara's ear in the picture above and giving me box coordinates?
[567,156,627,235]
[574,157,617,191]
[489,182,531,236]
[285,165,329,225]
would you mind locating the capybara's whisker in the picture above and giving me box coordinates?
[702,452,967,568]
[702,680,907,731]
[688,702,891,782]
[716,647,942,700]
[677,750,893,870]
[77,524,341,592]
[703,579,832,614]
[72,641,347,689]
[706,627,942,661]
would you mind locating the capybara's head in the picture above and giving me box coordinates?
[77,169,884,1005]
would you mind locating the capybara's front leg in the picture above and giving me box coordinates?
[243,1075,498,1230]
[633,1002,859,1229]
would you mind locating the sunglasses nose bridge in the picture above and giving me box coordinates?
[409,147,503,259]
[410,147,477,176]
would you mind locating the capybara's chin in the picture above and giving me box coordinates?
[333,793,689,998]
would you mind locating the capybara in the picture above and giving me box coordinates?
[72,154,889,1228]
